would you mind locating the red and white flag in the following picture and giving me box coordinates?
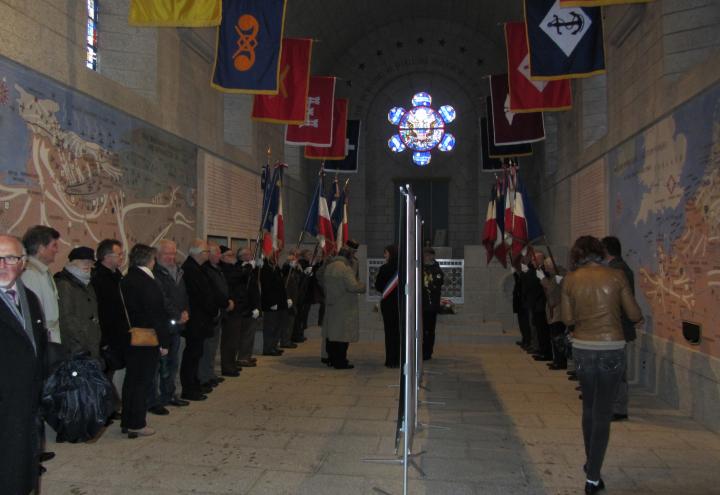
[317,187,335,256]
[490,74,545,145]
[251,38,313,124]
[482,196,498,264]
[504,22,572,113]
[305,99,349,160]
[285,76,335,147]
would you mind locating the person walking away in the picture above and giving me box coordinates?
[561,236,643,494]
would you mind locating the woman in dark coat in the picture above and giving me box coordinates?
[120,244,170,438]
[375,245,400,368]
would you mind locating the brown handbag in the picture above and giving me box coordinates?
[120,287,159,347]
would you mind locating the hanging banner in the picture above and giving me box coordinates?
[489,74,545,145]
[485,101,533,159]
[524,0,606,79]
[505,21,573,112]
[285,76,336,147]
[305,99,349,160]
[323,120,360,173]
[480,119,504,172]
[129,0,221,27]
[251,38,312,124]
[211,0,288,94]
[561,0,652,5]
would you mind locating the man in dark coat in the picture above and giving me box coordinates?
[181,240,225,400]
[232,248,261,367]
[152,240,190,410]
[200,243,233,384]
[522,251,552,361]
[259,254,288,356]
[0,235,48,495]
[421,247,444,361]
[91,238,127,414]
[602,236,636,421]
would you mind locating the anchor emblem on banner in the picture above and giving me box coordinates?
[547,11,584,35]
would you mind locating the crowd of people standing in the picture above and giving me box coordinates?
[0,225,341,493]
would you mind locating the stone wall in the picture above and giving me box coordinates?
[532,0,720,432]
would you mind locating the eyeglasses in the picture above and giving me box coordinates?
[0,255,26,265]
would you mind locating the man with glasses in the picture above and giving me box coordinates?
[92,239,127,418]
[0,235,48,495]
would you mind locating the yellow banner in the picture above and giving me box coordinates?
[129,0,221,27]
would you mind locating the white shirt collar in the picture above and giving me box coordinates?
[138,266,155,279]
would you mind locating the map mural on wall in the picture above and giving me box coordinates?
[609,84,720,357]
[0,56,197,265]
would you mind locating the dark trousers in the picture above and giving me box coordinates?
[422,311,437,359]
[121,346,158,430]
[180,335,205,395]
[220,314,243,372]
[149,332,181,407]
[574,347,626,482]
[326,339,349,367]
[532,311,552,357]
[262,310,285,353]
[237,316,256,361]
[517,308,532,347]
[549,322,568,367]
[382,308,400,366]
[293,302,310,340]
[281,311,295,346]
[317,302,325,326]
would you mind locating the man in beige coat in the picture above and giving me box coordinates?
[320,247,366,369]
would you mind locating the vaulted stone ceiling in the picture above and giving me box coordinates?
[283,0,524,119]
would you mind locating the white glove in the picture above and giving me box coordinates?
[304,266,313,275]
[256,259,264,268]
[521,263,529,273]
[251,309,260,319]
[536,269,546,280]
[270,304,278,310]
[287,298,293,309]
[555,275,564,284]
[244,260,255,268]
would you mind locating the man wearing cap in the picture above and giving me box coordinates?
[345,239,360,278]
[422,247,444,361]
[54,246,102,362]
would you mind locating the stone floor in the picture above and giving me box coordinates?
[41,327,720,495]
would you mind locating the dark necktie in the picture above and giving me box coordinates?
[5,288,22,314]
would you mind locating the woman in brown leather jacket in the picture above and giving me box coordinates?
[561,236,643,494]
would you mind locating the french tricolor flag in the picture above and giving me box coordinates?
[318,189,335,256]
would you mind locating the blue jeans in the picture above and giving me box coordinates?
[148,332,181,407]
[574,347,626,482]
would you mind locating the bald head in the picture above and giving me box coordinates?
[188,239,209,264]
[0,235,27,288]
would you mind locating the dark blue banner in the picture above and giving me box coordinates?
[211,0,287,93]
[525,0,605,79]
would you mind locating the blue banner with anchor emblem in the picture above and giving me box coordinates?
[524,0,605,80]
[211,0,288,94]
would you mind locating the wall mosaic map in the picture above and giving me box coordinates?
[0,56,197,266]
[608,83,720,358]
